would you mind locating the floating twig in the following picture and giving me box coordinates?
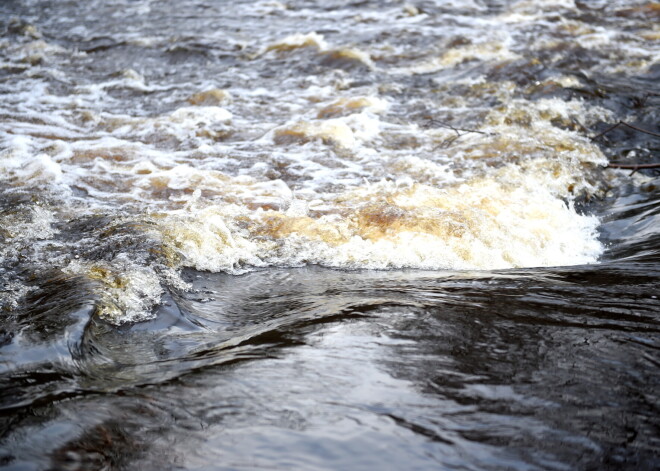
[606,163,660,169]
[591,120,660,141]
[422,117,491,136]
[589,120,660,174]
[606,162,660,175]
[422,116,496,149]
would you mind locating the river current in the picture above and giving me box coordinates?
[0,0,659,469]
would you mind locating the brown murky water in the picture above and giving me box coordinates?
[1,0,659,469]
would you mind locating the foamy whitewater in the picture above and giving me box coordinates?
[1,0,657,323]
[1,2,660,470]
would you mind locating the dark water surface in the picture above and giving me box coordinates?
[1,1,659,470]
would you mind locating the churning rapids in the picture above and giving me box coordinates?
[1,0,659,469]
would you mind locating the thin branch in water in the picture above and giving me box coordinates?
[435,135,459,149]
[591,120,660,141]
[421,116,496,150]
[606,162,660,169]
[590,120,660,174]
[606,162,660,175]
[422,117,491,136]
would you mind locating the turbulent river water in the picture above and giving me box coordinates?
[1,0,659,469]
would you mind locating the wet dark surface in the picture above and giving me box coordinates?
[1,183,659,469]
[2,257,660,470]
[1,0,660,469]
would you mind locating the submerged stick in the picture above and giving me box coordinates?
[589,121,660,174]
[607,162,660,176]
[422,116,496,149]
[591,120,660,141]
[422,117,491,136]
[606,162,660,170]
[607,162,660,170]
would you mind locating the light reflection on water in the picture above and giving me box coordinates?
[3,247,659,469]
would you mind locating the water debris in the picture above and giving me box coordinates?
[606,162,660,175]
[591,120,660,141]
[421,116,496,149]
[591,121,660,173]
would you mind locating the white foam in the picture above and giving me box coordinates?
[63,256,165,324]
[155,157,603,275]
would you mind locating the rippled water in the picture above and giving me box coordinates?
[1,0,659,469]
